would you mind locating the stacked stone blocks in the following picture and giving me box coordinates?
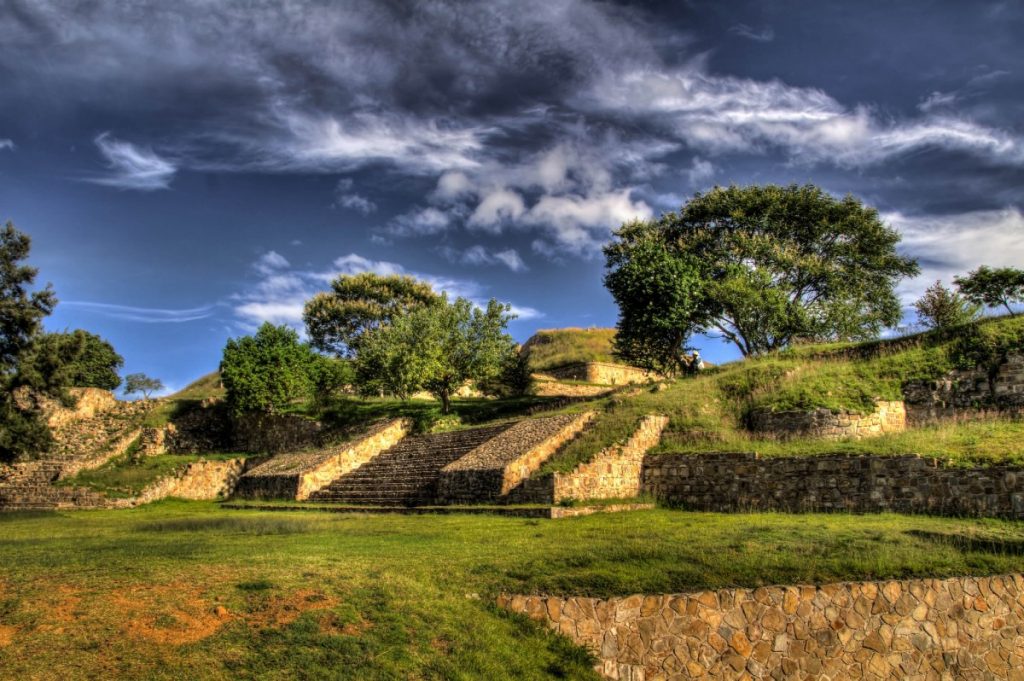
[501,573,1024,680]
[748,400,906,441]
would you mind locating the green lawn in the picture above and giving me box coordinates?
[1,502,1023,679]
[522,327,618,372]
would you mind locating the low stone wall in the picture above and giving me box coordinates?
[501,573,1024,680]
[233,418,411,500]
[904,352,1024,424]
[642,453,1024,518]
[130,458,248,505]
[509,415,669,504]
[56,427,142,480]
[437,413,594,504]
[232,412,325,454]
[544,362,660,386]
[748,400,906,440]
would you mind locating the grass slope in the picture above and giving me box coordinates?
[541,316,1024,472]
[57,452,246,498]
[522,328,617,372]
[2,503,1024,679]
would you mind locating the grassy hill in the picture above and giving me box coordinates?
[541,315,1024,472]
[521,327,617,372]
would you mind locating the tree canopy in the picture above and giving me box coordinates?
[303,273,441,357]
[914,280,981,330]
[605,184,920,357]
[124,373,164,399]
[220,322,316,414]
[954,266,1024,317]
[16,330,123,392]
[354,296,517,413]
[0,222,58,462]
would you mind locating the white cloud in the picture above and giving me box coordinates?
[467,189,527,231]
[0,138,13,151]
[387,207,452,237]
[440,245,529,272]
[886,207,1024,304]
[686,156,715,186]
[61,301,215,323]
[523,189,653,255]
[253,250,290,275]
[728,24,775,42]
[233,250,540,329]
[334,178,377,214]
[88,133,177,190]
[918,91,959,113]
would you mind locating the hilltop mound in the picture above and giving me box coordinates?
[521,327,617,372]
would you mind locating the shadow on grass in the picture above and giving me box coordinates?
[134,516,317,535]
[905,529,1024,556]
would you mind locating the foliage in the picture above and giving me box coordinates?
[604,226,704,375]
[0,222,58,463]
[521,327,617,372]
[124,372,164,399]
[954,265,1024,316]
[354,296,517,413]
[303,273,440,357]
[220,323,316,415]
[607,184,919,356]
[308,355,354,409]
[17,330,123,392]
[914,280,981,329]
[479,350,534,398]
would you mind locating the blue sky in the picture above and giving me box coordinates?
[2,0,1023,394]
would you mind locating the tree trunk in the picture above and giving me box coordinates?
[439,390,451,414]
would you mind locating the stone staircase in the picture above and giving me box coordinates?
[0,460,109,510]
[308,424,514,506]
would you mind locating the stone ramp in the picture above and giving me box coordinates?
[0,461,108,511]
[308,424,514,506]
[437,413,594,504]
[233,419,410,500]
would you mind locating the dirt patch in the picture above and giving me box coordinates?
[111,581,228,646]
[317,611,368,637]
[0,625,16,647]
[242,588,339,630]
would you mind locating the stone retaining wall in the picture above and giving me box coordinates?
[500,573,1024,680]
[130,458,248,505]
[55,427,142,480]
[904,352,1024,424]
[233,419,411,500]
[509,415,669,504]
[748,400,906,440]
[641,453,1024,518]
[545,362,660,386]
[437,413,594,503]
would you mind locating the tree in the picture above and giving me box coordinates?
[914,280,981,329]
[124,373,164,400]
[954,266,1024,317]
[0,222,58,463]
[220,323,315,414]
[17,330,123,392]
[354,296,517,413]
[604,224,704,375]
[308,354,354,409]
[605,184,920,356]
[303,273,441,357]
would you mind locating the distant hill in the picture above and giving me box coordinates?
[521,327,617,372]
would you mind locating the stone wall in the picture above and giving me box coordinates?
[748,400,906,440]
[130,458,248,505]
[544,362,660,386]
[11,387,120,428]
[232,412,324,454]
[500,573,1024,680]
[55,427,141,480]
[642,453,1024,518]
[437,413,594,504]
[509,415,669,504]
[233,418,411,500]
[904,352,1024,424]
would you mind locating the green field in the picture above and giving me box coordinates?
[2,502,1024,680]
[521,328,618,372]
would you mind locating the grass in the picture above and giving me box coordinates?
[2,502,1024,679]
[539,316,1024,473]
[56,452,246,498]
[522,327,618,372]
[144,371,225,428]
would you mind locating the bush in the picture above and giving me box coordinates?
[914,280,981,329]
[220,323,315,414]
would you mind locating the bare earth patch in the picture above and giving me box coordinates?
[0,624,16,647]
[112,582,226,646]
[242,588,339,630]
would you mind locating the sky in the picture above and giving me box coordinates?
[1,0,1023,395]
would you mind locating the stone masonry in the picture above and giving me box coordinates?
[233,418,411,500]
[501,573,1024,680]
[903,351,1024,424]
[748,400,906,440]
[544,362,661,386]
[126,458,248,506]
[509,415,669,504]
[437,413,595,503]
[641,453,1024,518]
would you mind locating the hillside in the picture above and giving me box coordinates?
[521,327,617,372]
[541,315,1024,472]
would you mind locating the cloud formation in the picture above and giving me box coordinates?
[88,133,176,190]
[0,138,13,150]
[62,301,215,323]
